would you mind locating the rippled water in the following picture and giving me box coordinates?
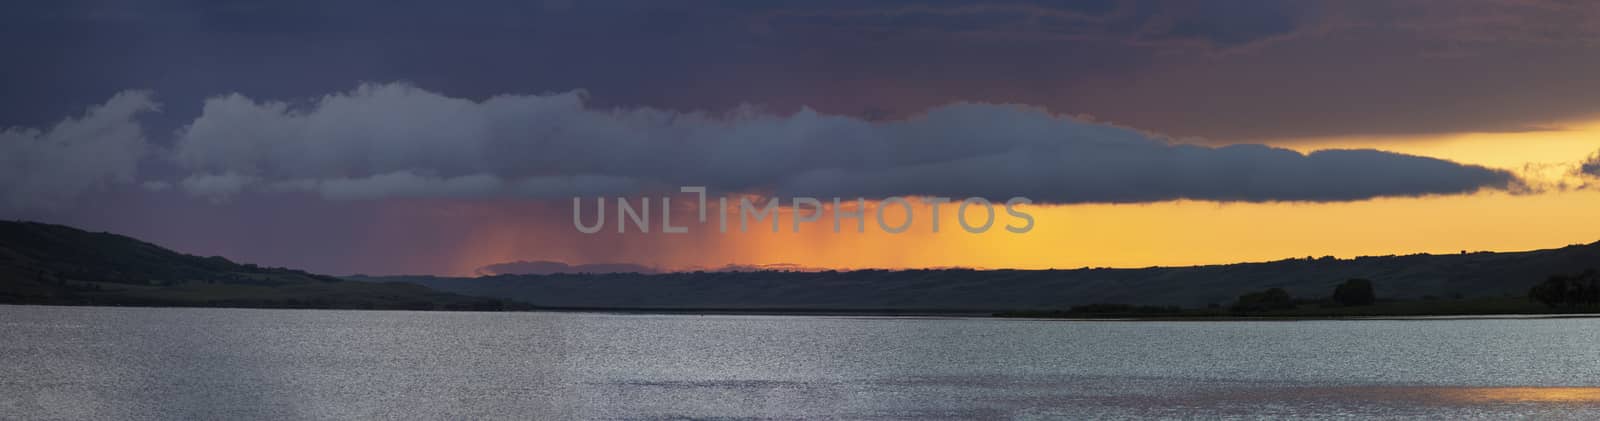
[3,305,1599,419]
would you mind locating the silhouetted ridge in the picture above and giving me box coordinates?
[373,243,1600,311]
[0,221,340,286]
[0,220,525,310]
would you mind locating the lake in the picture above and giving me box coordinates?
[3,305,1598,419]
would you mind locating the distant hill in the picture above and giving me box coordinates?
[367,243,1600,312]
[0,221,523,310]
[475,260,658,276]
[6,219,1596,313]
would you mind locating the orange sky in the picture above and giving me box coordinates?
[439,120,1600,276]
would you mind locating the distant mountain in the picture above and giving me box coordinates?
[476,260,658,276]
[0,221,523,310]
[473,260,833,276]
[370,243,1600,312]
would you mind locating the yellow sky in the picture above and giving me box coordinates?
[1274,121,1600,186]
[690,190,1600,272]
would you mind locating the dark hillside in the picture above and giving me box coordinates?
[0,221,523,310]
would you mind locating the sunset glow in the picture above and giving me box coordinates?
[422,120,1600,276]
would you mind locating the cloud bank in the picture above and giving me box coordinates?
[165,83,1515,204]
[0,91,155,210]
[1,83,1519,209]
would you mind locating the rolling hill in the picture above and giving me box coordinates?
[0,221,523,310]
[5,219,1597,314]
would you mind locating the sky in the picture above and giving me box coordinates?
[5,0,1600,276]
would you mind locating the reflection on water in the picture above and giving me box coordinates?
[2,305,1599,419]
[1428,387,1600,404]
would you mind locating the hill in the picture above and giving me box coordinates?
[366,244,1600,312]
[0,221,523,310]
[6,219,1596,314]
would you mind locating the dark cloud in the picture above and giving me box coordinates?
[155,83,1515,204]
[757,0,1304,51]
[1127,0,1301,50]
[8,0,1600,145]
[778,145,1517,203]
[1582,151,1600,178]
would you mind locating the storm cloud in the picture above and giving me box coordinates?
[159,83,1516,204]
[1582,150,1600,178]
[0,91,155,210]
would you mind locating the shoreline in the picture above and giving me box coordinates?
[5,302,1599,321]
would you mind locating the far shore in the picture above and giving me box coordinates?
[525,306,1600,321]
[7,302,1600,322]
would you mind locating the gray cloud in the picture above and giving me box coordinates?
[0,91,155,210]
[779,146,1518,203]
[178,173,257,203]
[307,172,501,201]
[163,82,1516,204]
[1582,150,1600,178]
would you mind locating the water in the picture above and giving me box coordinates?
[3,305,1599,419]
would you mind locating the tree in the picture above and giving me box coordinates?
[1530,274,1573,308]
[1332,278,1376,306]
[1232,287,1295,312]
[1530,269,1600,308]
